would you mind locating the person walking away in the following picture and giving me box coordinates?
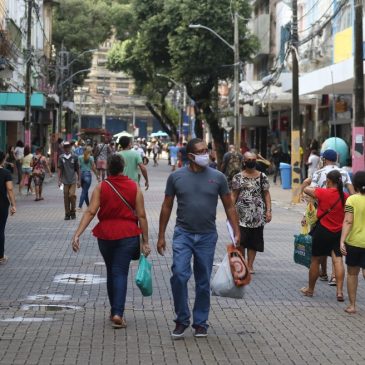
[232,152,272,274]
[58,141,81,220]
[340,171,365,314]
[5,146,16,174]
[19,145,33,195]
[14,141,24,184]
[31,148,52,201]
[118,137,149,190]
[302,170,348,301]
[271,145,283,185]
[152,142,159,167]
[71,154,150,328]
[178,142,189,167]
[306,149,320,178]
[169,143,180,172]
[301,149,354,285]
[157,138,240,339]
[95,136,111,181]
[221,145,243,189]
[147,141,153,157]
[0,151,16,264]
[78,149,99,211]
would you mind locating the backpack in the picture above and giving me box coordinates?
[225,152,242,180]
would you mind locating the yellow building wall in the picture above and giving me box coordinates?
[334,27,353,64]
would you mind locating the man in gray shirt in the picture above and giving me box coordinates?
[58,141,80,220]
[157,138,240,339]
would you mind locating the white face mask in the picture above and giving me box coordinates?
[191,153,210,167]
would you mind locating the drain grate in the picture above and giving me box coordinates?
[20,304,82,312]
[54,274,106,285]
[26,294,72,301]
[1,317,55,322]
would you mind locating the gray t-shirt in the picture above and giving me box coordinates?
[165,167,230,233]
[58,153,79,184]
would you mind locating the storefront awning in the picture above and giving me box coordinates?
[0,92,47,108]
[0,110,25,122]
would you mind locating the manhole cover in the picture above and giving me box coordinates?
[1,317,54,322]
[20,304,82,312]
[54,274,106,285]
[26,294,72,301]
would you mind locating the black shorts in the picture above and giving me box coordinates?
[345,244,365,268]
[240,226,264,252]
[311,222,342,257]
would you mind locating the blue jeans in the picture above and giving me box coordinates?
[171,226,218,329]
[98,236,140,317]
[79,171,92,208]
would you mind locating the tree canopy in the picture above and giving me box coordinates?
[107,0,258,156]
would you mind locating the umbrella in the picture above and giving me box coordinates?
[150,130,168,138]
[113,131,133,139]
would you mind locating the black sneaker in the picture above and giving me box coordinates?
[70,214,76,220]
[171,323,188,339]
[64,216,70,221]
[194,326,208,338]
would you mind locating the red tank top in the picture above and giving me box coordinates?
[92,175,142,240]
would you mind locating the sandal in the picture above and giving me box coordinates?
[300,287,313,297]
[336,294,345,302]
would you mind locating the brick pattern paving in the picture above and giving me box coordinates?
[0,162,365,364]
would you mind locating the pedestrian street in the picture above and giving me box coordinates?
[1,161,365,365]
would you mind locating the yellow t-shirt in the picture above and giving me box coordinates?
[345,194,365,248]
[22,154,33,169]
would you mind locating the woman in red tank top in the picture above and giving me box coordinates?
[71,154,150,329]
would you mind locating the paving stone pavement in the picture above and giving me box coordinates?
[1,160,365,365]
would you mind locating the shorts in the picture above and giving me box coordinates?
[171,157,177,166]
[345,244,365,268]
[240,226,264,252]
[96,160,107,170]
[22,167,32,174]
[311,222,342,257]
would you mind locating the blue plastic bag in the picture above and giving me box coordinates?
[135,254,153,297]
[294,227,312,269]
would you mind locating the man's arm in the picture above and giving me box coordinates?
[346,183,355,195]
[221,193,240,246]
[300,177,312,194]
[138,163,149,190]
[6,181,16,215]
[157,195,174,255]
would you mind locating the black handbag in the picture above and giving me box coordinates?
[309,197,341,236]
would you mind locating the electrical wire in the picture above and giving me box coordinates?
[297,0,321,22]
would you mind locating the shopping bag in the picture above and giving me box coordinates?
[135,254,153,297]
[293,226,312,269]
[211,254,245,299]
[227,244,251,286]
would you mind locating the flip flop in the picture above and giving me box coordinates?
[344,307,356,314]
[337,294,345,302]
[300,287,313,297]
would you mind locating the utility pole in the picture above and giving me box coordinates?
[234,12,241,152]
[57,44,68,135]
[291,0,301,203]
[353,0,365,172]
[24,0,33,146]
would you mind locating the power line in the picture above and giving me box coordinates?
[297,0,321,22]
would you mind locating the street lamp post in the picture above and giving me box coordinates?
[189,13,241,151]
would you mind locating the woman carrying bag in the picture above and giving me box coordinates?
[71,154,150,329]
[302,170,348,301]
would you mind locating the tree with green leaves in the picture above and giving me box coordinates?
[107,0,258,161]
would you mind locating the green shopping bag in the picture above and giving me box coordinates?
[135,254,153,297]
[293,226,312,269]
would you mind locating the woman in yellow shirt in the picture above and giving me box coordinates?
[340,171,365,314]
[19,145,33,195]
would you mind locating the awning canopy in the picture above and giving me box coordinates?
[0,110,24,122]
[0,92,47,108]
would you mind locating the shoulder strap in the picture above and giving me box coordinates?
[317,196,341,222]
[104,179,135,214]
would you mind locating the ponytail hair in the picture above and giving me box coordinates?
[353,171,365,195]
[327,170,345,206]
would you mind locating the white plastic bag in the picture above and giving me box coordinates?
[211,254,245,299]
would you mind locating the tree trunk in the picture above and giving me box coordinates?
[145,101,178,141]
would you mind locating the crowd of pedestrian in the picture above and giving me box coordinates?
[1,134,365,341]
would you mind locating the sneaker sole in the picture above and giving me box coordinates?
[194,333,208,338]
[171,332,185,340]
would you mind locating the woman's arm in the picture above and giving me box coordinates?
[6,181,16,215]
[340,211,354,255]
[303,186,316,199]
[231,189,239,204]
[135,186,150,256]
[71,184,101,252]
[91,161,99,180]
[264,190,272,223]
